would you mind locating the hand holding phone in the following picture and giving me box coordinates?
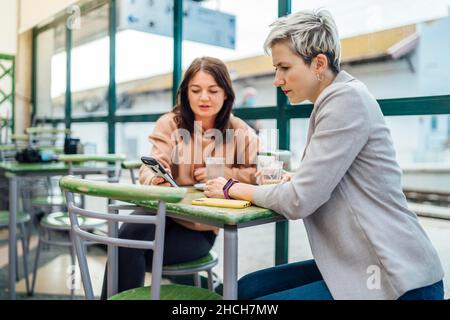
[141,156,179,188]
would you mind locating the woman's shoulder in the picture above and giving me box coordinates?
[155,112,178,129]
[229,114,253,131]
[316,72,377,116]
[320,71,374,104]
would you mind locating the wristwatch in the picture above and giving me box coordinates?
[223,178,239,199]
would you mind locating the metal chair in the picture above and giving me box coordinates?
[29,154,125,298]
[121,160,142,184]
[121,160,220,290]
[0,144,17,161]
[0,211,31,295]
[25,127,70,151]
[60,175,222,300]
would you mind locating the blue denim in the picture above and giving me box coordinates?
[398,280,444,300]
[238,259,444,300]
[238,259,333,300]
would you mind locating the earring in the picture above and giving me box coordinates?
[316,73,324,82]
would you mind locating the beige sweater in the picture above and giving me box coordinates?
[140,112,258,232]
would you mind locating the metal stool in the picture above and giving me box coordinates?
[0,211,31,295]
[30,211,105,298]
[162,251,220,290]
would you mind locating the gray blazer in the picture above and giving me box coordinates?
[253,71,444,299]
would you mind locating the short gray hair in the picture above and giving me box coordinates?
[264,8,341,74]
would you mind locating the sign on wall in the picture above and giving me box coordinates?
[118,0,236,49]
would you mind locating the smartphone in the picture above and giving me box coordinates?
[141,156,179,187]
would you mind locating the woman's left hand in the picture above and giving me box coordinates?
[204,177,227,198]
[193,167,207,182]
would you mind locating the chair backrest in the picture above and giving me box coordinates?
[10,133,28,150]
[0,144,16,161]
[121,160,142,184]
[59,175,187,300]
[25,127,71,150]
[58,154,126,183]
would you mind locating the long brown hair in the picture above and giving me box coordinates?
[173,57,235,133]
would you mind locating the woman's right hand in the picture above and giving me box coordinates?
[150,168,172,187]
[255,170,292,185]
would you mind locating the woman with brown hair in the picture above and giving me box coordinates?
[101,57,258,298]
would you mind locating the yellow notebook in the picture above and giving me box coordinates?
[191,198,251,209]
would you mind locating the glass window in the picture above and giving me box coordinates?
[35,23,66,119]
[71,122,108,154]
[115,0,173,115]
[289,118,310,171]
[252,119,278,153]
[292,0,450,99]
[386,115,450,164]
[115,122,156,160]
[183,0,278,108]
[71,2,110,118]
[289,114,450,169]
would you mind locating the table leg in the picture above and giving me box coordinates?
[223,225,238,300]
[9,176,18,300]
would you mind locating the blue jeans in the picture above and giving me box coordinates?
[238,259,444,300]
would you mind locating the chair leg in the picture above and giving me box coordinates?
[19,222,31,295]
[26,219,33,252]
[193,273,201,288]
[15,246,19,282]
[30,229,43,296]
[207,269,214,291]
[69,245,76,299]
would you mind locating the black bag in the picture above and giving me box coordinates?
[15,147,43,163]
[64,138,80,154]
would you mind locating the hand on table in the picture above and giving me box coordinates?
[255,170,292,185]
[204,177,227,198]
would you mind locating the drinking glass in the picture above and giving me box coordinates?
[205,157,225,180]
[256,155,275,185]
[259,160,283,185]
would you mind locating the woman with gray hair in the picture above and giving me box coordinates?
[204,9,444,300]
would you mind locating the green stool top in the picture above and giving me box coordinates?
[0,211,31,227]
[109,284,222,300]
[163,252,218,272]
[40,211,105,230]
[121,160,142,170]
[11,134,28,141]
[32,195,66,207]
[0,144,16,151]
[41,146,64,154]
